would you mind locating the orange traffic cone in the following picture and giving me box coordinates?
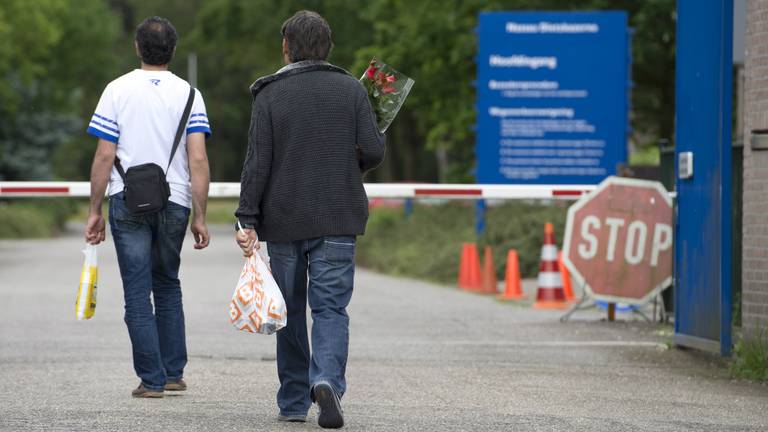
[558,251,575,302]
[458,243,470,288]
[498,249,525,301]
[458,243,482,291]
[533,223,569,310]
[480,246,498,294]
[466,243,482,291]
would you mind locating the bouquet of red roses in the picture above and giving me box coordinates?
[360,58,414,133]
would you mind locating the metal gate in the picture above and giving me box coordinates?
[673,0,733,355]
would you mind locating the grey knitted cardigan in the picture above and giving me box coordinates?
[235,61,386,242]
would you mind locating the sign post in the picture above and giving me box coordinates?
[561,177,674,320]
[476,12,629,184]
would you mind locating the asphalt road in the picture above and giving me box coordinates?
[0,225,766,431]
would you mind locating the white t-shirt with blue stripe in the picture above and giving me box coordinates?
[87,69,211,208]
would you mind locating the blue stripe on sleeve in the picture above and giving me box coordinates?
[89,119,120,134]
[93,113,118,126]
[187,126,211,139]
[188,120,210,126]
[87,126,119,143]
[190,113,208,118]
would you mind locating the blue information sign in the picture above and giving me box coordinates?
[476,11,629,184]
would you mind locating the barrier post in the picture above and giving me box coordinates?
[404,198,414,219]
[475,199,486,236]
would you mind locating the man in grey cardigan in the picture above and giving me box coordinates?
[234,10,385,429]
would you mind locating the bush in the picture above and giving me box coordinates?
[484,200,569,279]
[730,329,768,381]
[357,201,569,284]
[0,199,81,238]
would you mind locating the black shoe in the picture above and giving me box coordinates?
[313,381,344,429]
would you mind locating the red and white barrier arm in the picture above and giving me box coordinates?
[364,183,596,200]
[0,182,93,197]
[0,181,597,200]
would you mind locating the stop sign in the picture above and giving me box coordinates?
[562,176,673,304]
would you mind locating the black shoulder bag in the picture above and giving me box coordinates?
[115,86,195,216]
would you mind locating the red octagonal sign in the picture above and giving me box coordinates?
[562,176,673,304]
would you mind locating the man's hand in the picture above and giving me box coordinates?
[235,228,259,257]
[191,219,210,250]
[84,213,106,245]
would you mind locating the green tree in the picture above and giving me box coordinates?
[0,0,120,180]
[189,0,375,181]
[354,0,676,182]
[1,0,677,183]
[353,0,491,182]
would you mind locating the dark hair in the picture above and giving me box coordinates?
[135,16,177,65]
[280,11,333,62]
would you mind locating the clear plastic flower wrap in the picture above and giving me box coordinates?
[360,58,414,133]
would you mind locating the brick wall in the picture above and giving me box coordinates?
[742,0,768,339]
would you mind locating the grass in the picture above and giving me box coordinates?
[730,328,768,381]
[206,199,239,224]
[0,199,83,238]
[357,201,569,283]
[1,197,569,286]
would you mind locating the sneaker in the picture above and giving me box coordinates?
[277,414,307,423]
[165,379,187,391]
[312,381,344,429]
[131,384,164,398]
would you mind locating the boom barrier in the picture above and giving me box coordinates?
[0,182,602,200]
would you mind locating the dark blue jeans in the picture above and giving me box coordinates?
[109,192,189,391]
[268,236,356,417]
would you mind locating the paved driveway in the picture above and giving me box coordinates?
[0,226,766,431]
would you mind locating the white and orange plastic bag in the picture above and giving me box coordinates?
[76,244,98,320]
[229,231,287,335]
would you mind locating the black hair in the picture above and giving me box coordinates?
[135,16,177,66]
[280,11,333,63]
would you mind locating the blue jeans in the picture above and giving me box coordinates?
[268,236,356,416]
[109,192,189,391]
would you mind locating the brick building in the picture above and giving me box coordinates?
[742,0,768,339]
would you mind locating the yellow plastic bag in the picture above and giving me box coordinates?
[229,242,287,335]
[76,244,98,320]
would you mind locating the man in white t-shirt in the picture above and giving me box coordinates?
[84,16,211,398]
